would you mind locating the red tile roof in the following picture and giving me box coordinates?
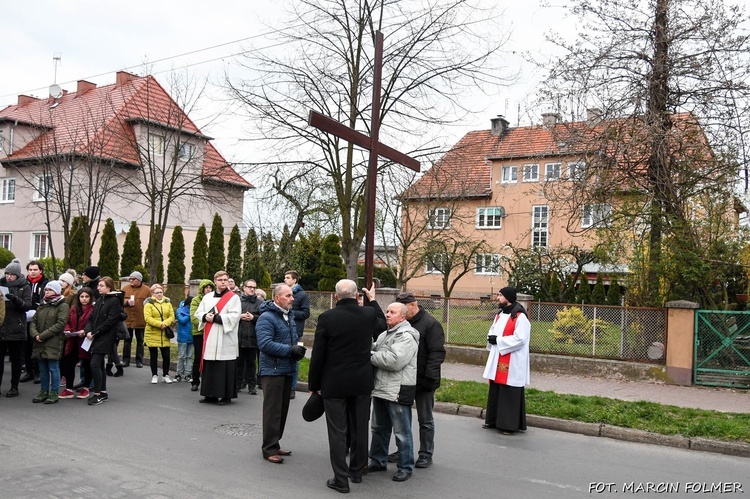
[0,72,251,188]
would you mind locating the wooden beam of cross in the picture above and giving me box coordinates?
[308,30,420,290]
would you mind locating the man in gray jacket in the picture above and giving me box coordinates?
[368,302,419,483]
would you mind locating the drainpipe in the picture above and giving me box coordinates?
[9,120,18,155]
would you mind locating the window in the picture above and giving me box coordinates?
[568,161,586,181]
[523,164,539,182]
[425,253,447,274]
[32,175,54,202]
[532,205,549,248]
[0,233,11,250]
[581,203,612,228]
[178,143,195,161]
[476,207,504,228]
[32,233,49,259]
[545,162,562,181]
[501,165,517,183]
[427,207,451,229]
[0,178,15,202]
[475,253,501,275]
[149,135,165,155]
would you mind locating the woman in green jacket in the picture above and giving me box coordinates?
[30,281,70,404]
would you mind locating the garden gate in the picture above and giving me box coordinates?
[694,310,750,388]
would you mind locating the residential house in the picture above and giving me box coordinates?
[401,111,737,297]
[0,71,251,280]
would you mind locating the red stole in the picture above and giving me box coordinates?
[200,291,235,371]
[493,314,518,385]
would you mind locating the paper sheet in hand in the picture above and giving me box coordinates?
[0,286,9,299]
[81,337,93,352]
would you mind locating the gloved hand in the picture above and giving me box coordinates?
[7,293,23,307]
[290,344,307,361]
[487,335,497,345]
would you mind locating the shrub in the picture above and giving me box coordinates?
[0,247,15,268]
[550,306,611,344]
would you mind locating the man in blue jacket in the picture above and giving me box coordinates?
[256,284,306,464]
[284,270,309,399]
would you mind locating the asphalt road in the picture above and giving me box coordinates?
[0,371,747,498]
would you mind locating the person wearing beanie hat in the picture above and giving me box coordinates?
[58,273,76,305]
[81,267,101,300]
[121,270,151,368]
[44,281,62,296]
[30,277,70,404]
[0,260,32,397]
[59,273,75,288]
[481,286,530,434]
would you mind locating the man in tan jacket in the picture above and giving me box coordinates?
[121,271,151,368]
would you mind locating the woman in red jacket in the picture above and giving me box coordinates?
[59,288,94,399]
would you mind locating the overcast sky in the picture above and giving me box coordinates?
[1,1,574,166]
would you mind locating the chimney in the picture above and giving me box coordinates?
[77,80,97,94]
[116,71,138,87]
[542,112,562,128]
[490,115,510,137]
[587,108,603,126]
[17,95,40,106]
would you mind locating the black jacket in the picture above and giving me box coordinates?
[409,306,446,391]
[0,275,32,341]
[238,294,262,348]
[85,292,123,354]
[28,274,49,310]
[308,298,379,398]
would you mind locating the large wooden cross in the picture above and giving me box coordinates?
[308,30,420,289]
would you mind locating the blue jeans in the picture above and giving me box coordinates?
[38,358,60,393]
[177,342,194,377]
[369,397,414,473]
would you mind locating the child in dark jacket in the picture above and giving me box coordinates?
[175,297,194,382]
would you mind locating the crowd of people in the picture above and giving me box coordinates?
[0,259,530,494]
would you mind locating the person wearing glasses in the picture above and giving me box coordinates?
[482,286,530,434]
[0,259,33,398]
[238,279,262,394]
[144,284,176,384]
[121,271,151,368]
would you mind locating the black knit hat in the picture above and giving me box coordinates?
[83,266,100,279]
[499,286,517,304]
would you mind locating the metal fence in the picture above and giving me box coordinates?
[304,292,666,364]
[694,310,750,388]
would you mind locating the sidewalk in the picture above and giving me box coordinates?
[441,362,750,414]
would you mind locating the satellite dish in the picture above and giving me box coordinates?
[49,84,63,99]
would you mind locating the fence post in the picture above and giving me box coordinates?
[592,305,597,356]
[664,300,699,386]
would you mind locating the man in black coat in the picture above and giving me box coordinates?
[391,292,446,469]
[308,279,382,494]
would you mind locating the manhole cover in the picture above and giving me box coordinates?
[215,423,262,437]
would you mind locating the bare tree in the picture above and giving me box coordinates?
[225,0,511,279]
[537,0,750,304]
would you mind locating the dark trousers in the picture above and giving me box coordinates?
[149,346,171,376]
[23,328,38,377]
[324,395,371,483]
[415,388,436,457]
[91,353,108,393]
[106,340,122,367]
[236,347,258,390]
[191,334,203,387]
[122,328,145,364]
[0,340,24,389]
[261,375,292,458]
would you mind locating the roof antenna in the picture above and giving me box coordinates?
[53,53,62,84]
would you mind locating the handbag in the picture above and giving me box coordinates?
[116,320,131,341]
[156,302,175,339]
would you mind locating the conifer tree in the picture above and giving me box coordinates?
[190,224,209,280]
[261,232,279,282]
[292,228,323,290]
[226,224,243,282]
[242,228,265,281]
[317,234,346,291]
[121,221,143,277]
[167,226,186,284]
[67,216,90,271]
[591,274,607,305]
[208,213,225,275]
[576,276,591,304]
[277,224,293,275]
[98,218,120,279]
[156,254,164,284]
[606,277,622,306]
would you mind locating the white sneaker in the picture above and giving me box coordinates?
[163,375,173,384]
[151,375,158,384]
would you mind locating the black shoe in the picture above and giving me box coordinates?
[348,475,362,484]
[33,376,41,384]
[387,451,399,463]
[87,394,105,406]
[191,385,199,392]
[106,364,114,377]
[289,391,296,399]
[217,398,231,406]
[5,387,19,398]
[392,470,411,482]
[72,382,84,390]
[415,456,432,468]
[122,361,130,368]
[19,373,33,383]
[366,463,387,473]
[114,365,124,377]
[199,396,218,404]
[136,362,143,368]
[249,387,257,395]
[326,479,350,494]
[481,423,496,430]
